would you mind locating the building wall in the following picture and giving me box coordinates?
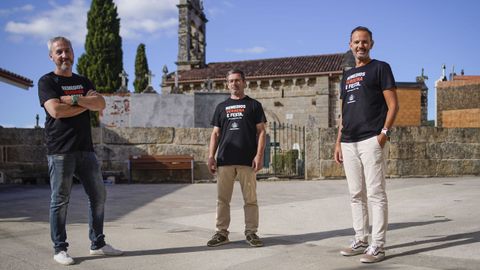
[1,126,479,184]
[396,88,421,126]
[442,109,480,128]
[306,126,480,179]
[173,74,341,128]
[437,80,480,127]
[101,92,228,128]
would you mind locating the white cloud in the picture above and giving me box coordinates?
[4,0,88,45]
[114,0,178,39]
[206,1,234,18]
[3,0,179,45]
[226,46,267,54]
[0,4,34,17]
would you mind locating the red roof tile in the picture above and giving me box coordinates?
[453,75,480,81]
[166,53,345,83]
[0,67,34,89]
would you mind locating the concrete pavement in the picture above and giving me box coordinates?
[1,176,479,270]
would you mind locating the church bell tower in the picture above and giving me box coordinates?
[176,0,208,71]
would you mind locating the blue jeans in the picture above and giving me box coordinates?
[48,151,106,253]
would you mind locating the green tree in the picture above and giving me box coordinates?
[77,0,123,94]
[133,43,149,93]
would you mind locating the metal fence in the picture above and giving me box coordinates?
[258,122,306,179]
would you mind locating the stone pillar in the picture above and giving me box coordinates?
[176,0,208,71]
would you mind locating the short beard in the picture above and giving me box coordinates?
[60,62,70,72]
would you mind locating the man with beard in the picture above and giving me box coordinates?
[38,36,123,265]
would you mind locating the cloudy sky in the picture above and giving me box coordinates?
[1,0,479,127]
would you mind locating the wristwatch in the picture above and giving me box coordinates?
[381,128,391,137]
[71,95,79,106]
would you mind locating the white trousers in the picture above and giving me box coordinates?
[341,136,388,247]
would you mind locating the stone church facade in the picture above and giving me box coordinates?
[161,0,427,128]
[162,0,349,128]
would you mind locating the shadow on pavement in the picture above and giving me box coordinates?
[386,230,480,259]
[73,219,453,264]
[0,184,189,223]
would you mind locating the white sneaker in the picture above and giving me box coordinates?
[53,251,75,265]
[90,244,123,256]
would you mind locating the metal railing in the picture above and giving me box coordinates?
[258,122,305,179]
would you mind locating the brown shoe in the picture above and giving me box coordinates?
[207,233,229,247]
[360,245,385,263]
[246,233,264,247]
[340,240,369,256]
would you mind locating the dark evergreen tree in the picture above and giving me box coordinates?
[133,43,149,93]
[77,0,123,94]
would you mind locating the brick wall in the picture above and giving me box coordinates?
[443,109,480,128]
[396,88,421,126]
[437,81,480,127]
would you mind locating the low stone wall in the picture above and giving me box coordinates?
[1,126,479,184]
[93,127,212,183]
[306,126,480,179]
[0,128,48,184]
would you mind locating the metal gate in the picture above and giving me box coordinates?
[258,122,305,179]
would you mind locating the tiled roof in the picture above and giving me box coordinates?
[397,82,427,90]
[166,53,345,83]
[453,75,480,81]
[0,67,34,89]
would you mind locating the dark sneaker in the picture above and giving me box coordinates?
[340,240,369,256]
[207,233,229,247]
[245,233,264,247]
[360,245,385,263]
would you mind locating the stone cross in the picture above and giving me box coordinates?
[117,70,129,93]
[142,70,157,93]
[119,70,128,87]
[35,114,40,129]
[145,70,155,87]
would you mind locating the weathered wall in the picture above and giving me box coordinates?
[1,126,479,184]
[193,92,230,127]
[101,92,229,128]
[168,75,343,129]
[306,126,480,179]
[0,128,48,184]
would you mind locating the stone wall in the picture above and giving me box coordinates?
[169,75,342,129]
[306,126,480,179]
[0,128,48,184]
[1,126,479,184]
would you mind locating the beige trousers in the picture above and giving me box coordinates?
[341,136,388,247]
[216,165,259,236]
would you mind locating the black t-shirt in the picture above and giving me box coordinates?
[211,96,267,166]
[38,72,94,154]
[340,60,396,142]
